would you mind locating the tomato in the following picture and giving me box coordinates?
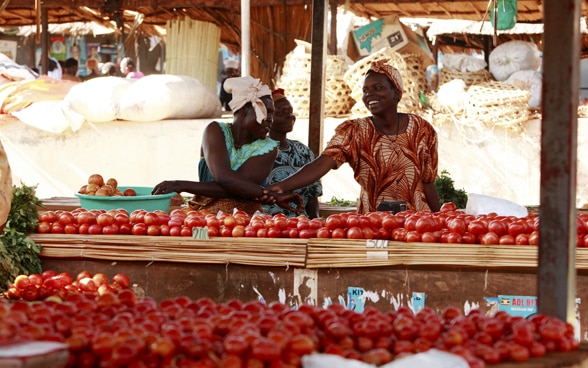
[112,273,131,288]
[37,221,51,233]
[447,218,466,234]
[64,223,78,234]
[347,226,363,239]
[143,212,160,226]
[515,233,530,245]
[415,216,435,233]
[381,215,404,230]
[58,212,76,226]
[499,234,515,245]
[316,227,331,238]
[267,227,281,238]
[256,228,267,237]
[132,223,147,236]
[487,220,508,237]
[391,228,407,242]
[440,202,457,212]
[96,213,115,227]
[446,232,462,243]
[480,232,499,245]
[39,211,58,223]
[50,222,65,234]
[406,230,421,242]
[296,219,309,231]
[528,231,539,245]
[332,228,346,239]
[462,232,476,244]
[421,232,437,243]
[169,226,182,237]
[468,220,488,236]
[232,225,245,237]
[181,226,193,237]
[346,215,360,228]
[404,215,419,231]
[102,224,119,235]
[119,223,132,235]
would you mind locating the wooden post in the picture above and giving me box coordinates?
[308,0,327,156]
[241,0,251,76]
[329,0,337,55]
[538,0,580,324]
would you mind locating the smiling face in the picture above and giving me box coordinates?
[239,95,274,140]
[361,71,400,115]
[271,98,295,134]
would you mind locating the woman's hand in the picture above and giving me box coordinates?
[152,180,179,195]
[265,190,304,214]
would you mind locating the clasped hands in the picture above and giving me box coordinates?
[259,185,304,214]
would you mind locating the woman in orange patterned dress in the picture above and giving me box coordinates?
[264,59,441,214]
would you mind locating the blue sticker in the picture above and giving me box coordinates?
[347,287,366,313]
[412,292,425,312]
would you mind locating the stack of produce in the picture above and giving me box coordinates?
[0,271,579,368]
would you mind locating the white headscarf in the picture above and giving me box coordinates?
[224,76,271,123]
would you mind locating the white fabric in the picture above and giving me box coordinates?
[442,53,487,72]
[117,74,222,122]
[12,100,82,133]
[224,76,271,123]
[465,193,529,217]
[437,79,468,113]
[489,41,541,81]
[64,76,132,123]
[505,70,543,108]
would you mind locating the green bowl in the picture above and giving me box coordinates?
[75,186,175,213]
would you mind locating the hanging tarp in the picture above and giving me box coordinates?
[490,0,518,30]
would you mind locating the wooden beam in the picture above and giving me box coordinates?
[308,0,327,156]
[538,0,580,324]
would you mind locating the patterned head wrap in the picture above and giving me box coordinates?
[224,76,272,123]
[272,88,286,102]
[368,59,404,100]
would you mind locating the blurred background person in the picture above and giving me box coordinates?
[219,58,240,112]
[120,57,144,79]
[263,89,322,218]
[84,58,100,80]
[61,58,80,81]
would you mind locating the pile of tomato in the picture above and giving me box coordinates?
[0,270,578,368]
[35,203,588,246]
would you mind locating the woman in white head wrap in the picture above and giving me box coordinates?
[153,76,302,215]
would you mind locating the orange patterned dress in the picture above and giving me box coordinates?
[321,114,438,214]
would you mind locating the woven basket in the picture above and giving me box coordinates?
[403,53,429,95]
[280,76,354,118]
[465,81,530,131]
[282,52,349,76]
[440,68,493,87]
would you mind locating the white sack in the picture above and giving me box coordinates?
[0,139,12,230]
[465,193,529,217]
[489,41,541,81]
[12,100,78,134]
[381,349,469,368]
[117,75,222,122]
[302,354,375,368]
[505,70,542,108]
[436,79,468,113]
[442,54,486,73]
[64,76,132,123]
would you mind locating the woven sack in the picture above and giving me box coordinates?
[440,68,493,87]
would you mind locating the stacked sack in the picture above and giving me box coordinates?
[277,40,354,118]
[489,40,542,109]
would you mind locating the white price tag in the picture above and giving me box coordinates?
[365,239,389,260]
[192,227,210,240]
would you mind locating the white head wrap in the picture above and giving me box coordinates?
[224,76,272,124]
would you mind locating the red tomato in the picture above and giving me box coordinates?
[406,230,421,242]
[421,232,438,243]
[316,227,331,238]
[346,215,360,228]
[64,223,78,234]
[37,221,51,233]
[440,202,457,212]
[232,225,245,237]
[132,223,147,236]
[381,215,404,230]
[96,213,115,227]
[508,221,527,237]
[267,227,281,238]
[50,222,65,234]
[468,220,488,236]
[480,232,499,245]
[169,226,182,237]
[528,231,539,245]
[143,212,160,226]
[461,232,476,244]
[119,223,132,235]
[332,228,346,239]
[346,226,363,239]
[58,212,76,226]
[415,217,435,233]
[256,228,267,238]
[446,232,462,244]
[102,224,119,235]
[404,215,419,231]
[181,226,193,237]
[361,227,374,239]
[447,218,466,234]
[499,234,515,245]
[515,233,530,245]
[391,228,407,242]
[488,220,508,236]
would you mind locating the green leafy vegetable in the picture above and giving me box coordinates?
[435,170,468,209]
[0,183,43,291]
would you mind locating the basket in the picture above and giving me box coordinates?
[440,68,493,87]
[464,81,531,131]
[75,186,175,213]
